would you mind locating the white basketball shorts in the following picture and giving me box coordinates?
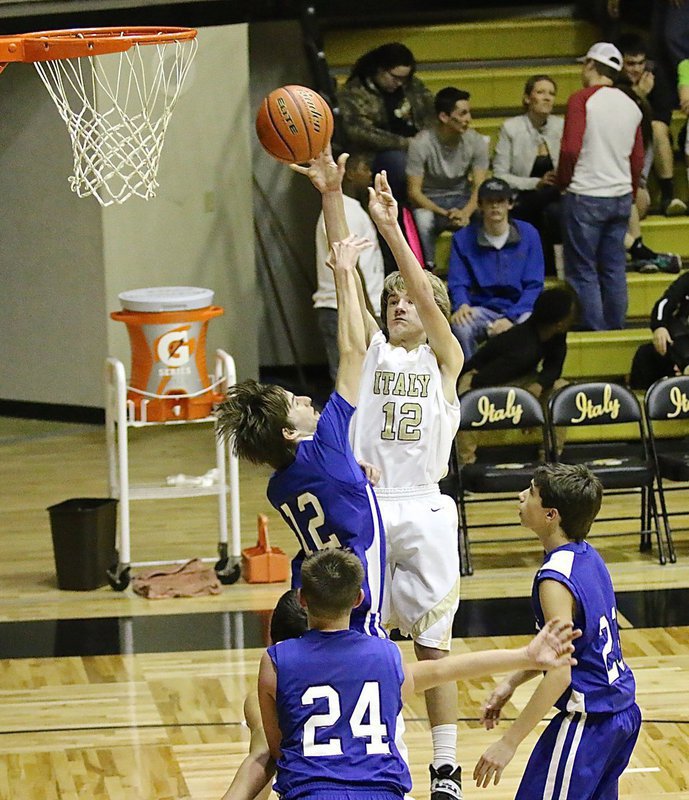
[376,485,460,651]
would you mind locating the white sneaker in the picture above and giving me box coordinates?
[662,198,687,216]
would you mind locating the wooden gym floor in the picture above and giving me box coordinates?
[1,419,688,799]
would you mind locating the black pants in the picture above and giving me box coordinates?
[510,187,561,275]
[630,334,689,389]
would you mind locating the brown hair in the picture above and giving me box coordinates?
[522,74,557,107]
[380,270,451,338]
[533,463,603,541]
[300,549,364,618]
[216,379,295,470]
[590,59,621,82]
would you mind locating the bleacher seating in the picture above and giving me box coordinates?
[324,10,689,433]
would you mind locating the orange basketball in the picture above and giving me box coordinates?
[255,85,334,163]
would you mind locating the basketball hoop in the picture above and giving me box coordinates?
[0,27,198,206]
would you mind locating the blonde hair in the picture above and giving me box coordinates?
[380,270,451,338]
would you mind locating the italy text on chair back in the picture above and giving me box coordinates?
[644,375,689,564]
[547,381,667,564]
[455,386,546,576]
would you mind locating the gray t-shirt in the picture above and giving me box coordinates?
[406,127,489,199]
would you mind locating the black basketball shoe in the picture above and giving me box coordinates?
[430,763,463,800]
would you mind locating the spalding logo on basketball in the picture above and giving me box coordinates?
[256,84,334,163]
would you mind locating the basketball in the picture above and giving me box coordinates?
[255,85,334,163]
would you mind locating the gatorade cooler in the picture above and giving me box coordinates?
[111,287,224,422]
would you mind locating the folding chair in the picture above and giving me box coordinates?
[454,385,547,576]
[643,375,689,563]
[546,381,666,564]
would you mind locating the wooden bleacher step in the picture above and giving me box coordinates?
[564,328,648,379]
[472,110,687,153]
[641,217,689,258]
[324,18,597,66]
[415,64,582,109]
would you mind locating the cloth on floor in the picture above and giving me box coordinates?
[132,558,221,599]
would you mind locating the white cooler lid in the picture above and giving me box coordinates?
[119,286,214,312]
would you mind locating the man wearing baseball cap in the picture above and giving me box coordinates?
[576,42,624,71]
[447,176,545,358]
[557,41,646,330]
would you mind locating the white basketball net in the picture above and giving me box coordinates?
[33,35,198,206]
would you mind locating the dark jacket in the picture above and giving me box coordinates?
[651,271,689,333]
[463,318,567,390]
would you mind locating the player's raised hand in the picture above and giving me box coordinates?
[326,234,372,273]
[473,739,516,788]
[479,680,514,731]
[368,170,398,229]
[290,145,347,194]
[357,460,381,486]
[525,617,580,670]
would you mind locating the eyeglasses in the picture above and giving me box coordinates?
[383,69,411,86]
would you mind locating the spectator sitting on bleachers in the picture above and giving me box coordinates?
[629,271,689,390]
[619,33,686,218]
[492,74,564,277]
[456,286,577,464]
[338,43,434,203]
[656,2,689,241]
[406,87,489,271]
[616,33,683,277]
[447,177,545,359]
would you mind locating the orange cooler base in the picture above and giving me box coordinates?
[133,390,224,422]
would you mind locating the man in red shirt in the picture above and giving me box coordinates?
[557,42,645,331]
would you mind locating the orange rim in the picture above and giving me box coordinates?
[0,26,197,63]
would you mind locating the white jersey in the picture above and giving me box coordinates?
[312,195,384,316]
[351,331,461,488]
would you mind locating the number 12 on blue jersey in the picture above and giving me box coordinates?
[280,492,343,554]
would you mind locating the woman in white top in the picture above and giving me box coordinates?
[492,75,563,274]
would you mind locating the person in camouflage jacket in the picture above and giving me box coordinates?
[338,42,434,200]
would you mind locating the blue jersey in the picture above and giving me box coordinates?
[267,392,386,637]
[269,629,412,799]
[532,541,636,714]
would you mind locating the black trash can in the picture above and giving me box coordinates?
[47,498,118,590]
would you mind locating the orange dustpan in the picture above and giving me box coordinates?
[241,514,290,584]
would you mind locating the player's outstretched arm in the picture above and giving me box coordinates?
[220,693,274,800]
[292,147,379,342]
[290,146,349,245]
[368,171,464,386]
[328,235,373,405]
[402,617,579,700]
[473,580,576,789]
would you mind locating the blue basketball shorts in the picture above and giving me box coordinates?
[298,792,403,800]
[515,703,641,800]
